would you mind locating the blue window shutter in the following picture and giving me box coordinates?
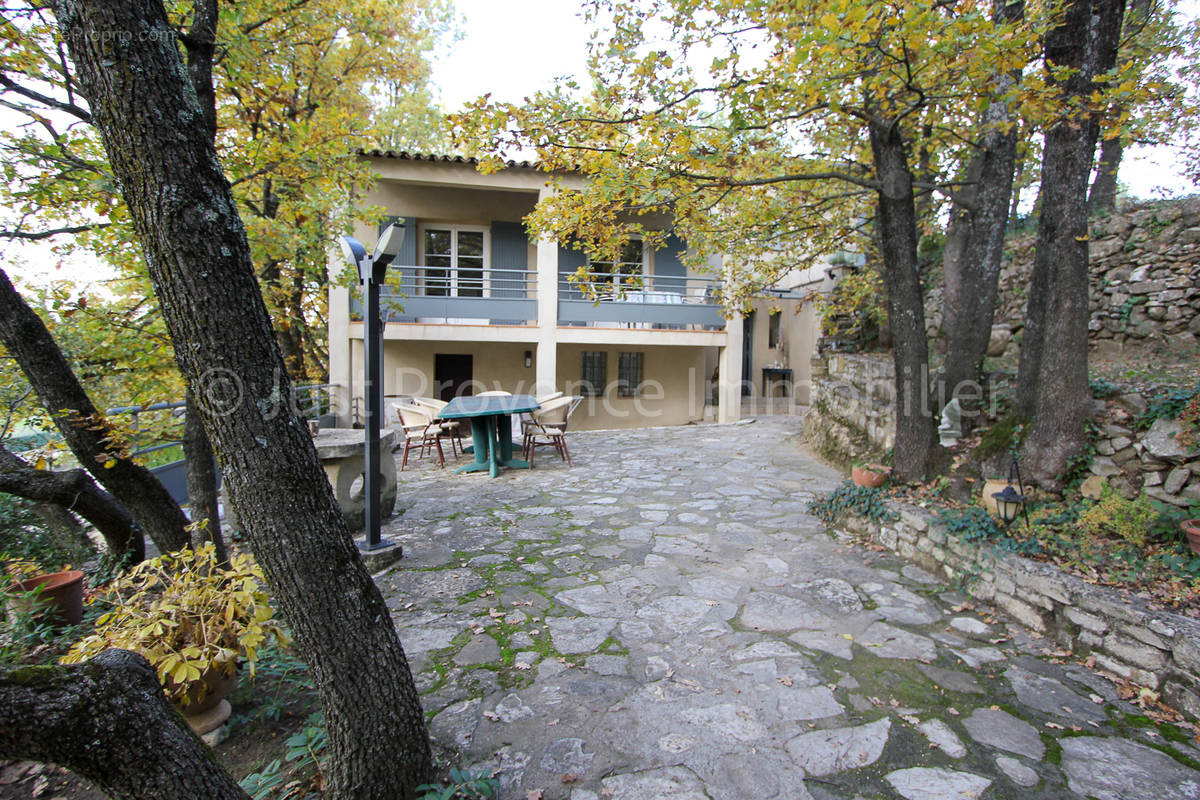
[654,233,687,294]
[490,221,528,299]
[558,241,588,297]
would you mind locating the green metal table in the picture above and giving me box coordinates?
[438,395,541,477]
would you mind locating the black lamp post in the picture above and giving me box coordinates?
[339,224,404,551]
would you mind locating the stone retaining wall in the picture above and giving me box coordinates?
[840,502,1200,720]
[804,353,896,462]
[1086,413,1200,508]
[925,197,1200,352]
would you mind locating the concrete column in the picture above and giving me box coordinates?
[534,185,559,396]
[718,312,744,423]
[327,285,353,426]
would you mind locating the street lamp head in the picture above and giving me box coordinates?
[340,235,368,281]
[372,223,405,270]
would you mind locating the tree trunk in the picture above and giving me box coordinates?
[51,2,434,798]
[1088,133,1124,213]
[1086,0,1147,215]
[0,443,144,562]
[0,649,249,800]
[184,389,225,562]
[868,118,938,482]
[1016,0,1125,487]
[0,269,188,555]
[939,1,1023,418]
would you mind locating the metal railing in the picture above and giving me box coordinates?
[368,265,539,324]
[558,271,725,328]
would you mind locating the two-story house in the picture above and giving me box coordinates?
[327,151,826,431]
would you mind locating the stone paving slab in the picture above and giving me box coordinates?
[379,417,1200,799]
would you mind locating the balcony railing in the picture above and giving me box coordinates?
[558,271,724,329]
[352,266,725,330]
[374,266,538,324]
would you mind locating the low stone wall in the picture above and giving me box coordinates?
[1086,414,1200,507]
[839,502,1200,720]
[804,353,895,462]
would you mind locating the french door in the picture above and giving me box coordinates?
[420,226,487,297]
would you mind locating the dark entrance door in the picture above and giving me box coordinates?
[741,313,754,395]
[435,354,473,400]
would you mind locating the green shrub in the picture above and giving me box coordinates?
[1078,489,1157,548]
[807,481,898,525]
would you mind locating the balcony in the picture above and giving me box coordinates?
[352,267,724,330]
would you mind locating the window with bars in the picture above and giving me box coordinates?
[581,351,607,396]
[618,352,643,397]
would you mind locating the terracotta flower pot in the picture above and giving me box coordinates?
[982,478,1009,516]
[10,569,85,627]
[1183,519,1200,557]
[852,465,890,488]
[173,660,238,717]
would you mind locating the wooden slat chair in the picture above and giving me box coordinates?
[395,403,445,470]
[409,397,465,458]
[521,395,581,467]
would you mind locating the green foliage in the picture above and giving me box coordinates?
[416,768,499,800]
[1060,421,1101,493]
[238,712,327,799]
[1088,377,1120,399]
[0,494,93,570]
[808,481,898,525]
[936,506,1004,544]
[239,760,285,800]
[230,639,315,731]
[1134,382,1200,431]
[1118,294,1145,322]
[1078,487,1158,548]
[818,265,886,345]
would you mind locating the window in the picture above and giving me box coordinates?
[768,310,781,349]
[618,352,643,397]
[580,351,607,396]
[587,239,644,297]
[420,226,486,297]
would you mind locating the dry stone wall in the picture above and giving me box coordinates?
[1086,413,1200,507]
[840,502,1200,721]
[925,197,1200,351]
[804,354,896,463]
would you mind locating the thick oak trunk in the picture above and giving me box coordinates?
[0,443,144,562]
[869,118,938,482]
[1017,0,1125,487]
[51,2,433,797]
[939,1,1023,417]
[0,268,188,555]
[0,649,248,800]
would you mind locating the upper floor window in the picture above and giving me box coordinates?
[421,226,486,297]
[587,239,644,297]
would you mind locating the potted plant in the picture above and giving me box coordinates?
[5,560,86,628]
[1183,519,1200,557]
[851,460,891,488]
[62,543,287,731]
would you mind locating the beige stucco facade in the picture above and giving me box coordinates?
[327,152,831,432]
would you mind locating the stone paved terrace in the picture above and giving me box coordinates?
[378,416,1200,800]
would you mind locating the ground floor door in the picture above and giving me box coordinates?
[435,354,473,400]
